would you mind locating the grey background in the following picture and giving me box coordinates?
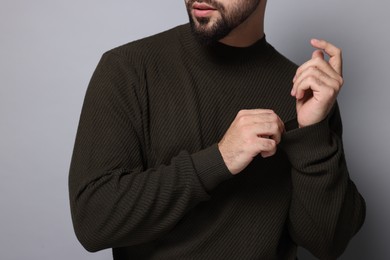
[0,0,388,259]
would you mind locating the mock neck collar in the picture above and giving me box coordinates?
[177,23,274,68]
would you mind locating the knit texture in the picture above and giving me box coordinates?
[69,24,365,260]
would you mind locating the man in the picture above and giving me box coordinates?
[69,0,365,259]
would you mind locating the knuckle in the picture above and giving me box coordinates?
[274,135,282,145]
[336,47,342,56]
[338,76,344,86]
[270,122,278,131]
[237,114,249,125]
[307,75,317,85]
[326,87,337,98]
[268,112,278,122]
[316,77,323,86]
[307,66,320,77]
[263,138,277,149]
[330,79,342,91]
[313,57,322,63]
[267,122,279,133]
[319,72,329,81]
[273,124,282,134]
[237,110,246,117]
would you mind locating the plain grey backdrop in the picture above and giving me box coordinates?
[1,0,389,259]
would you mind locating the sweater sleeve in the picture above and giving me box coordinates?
[68,52,232,252]
[280,104,366,259]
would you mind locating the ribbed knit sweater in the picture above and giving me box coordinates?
[69,24,365,260]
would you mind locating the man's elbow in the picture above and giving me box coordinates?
[71,212,110,252]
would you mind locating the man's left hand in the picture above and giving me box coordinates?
[291,39,344,127]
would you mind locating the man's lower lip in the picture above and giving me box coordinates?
[193,9,216,17]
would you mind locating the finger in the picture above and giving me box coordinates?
[244,135,277,157]
[237,113,279,126]
[237,109,275,117]
[242,119,284,143]
[292,64,342,97]
[291,62,344,98]
[294,75,331,101]
[268,131,283,145]
[261,151,275,158]
[257,125,283,144]
[294,58,341,83]
[294,67,340,95]
[293,53,322,83]
[237,110,284,129]
[311,38,343,75]
[312,49,324,60]
[256,138,277,158]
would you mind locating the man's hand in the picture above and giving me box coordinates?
[291,39,344,127]
[218,109,285,175]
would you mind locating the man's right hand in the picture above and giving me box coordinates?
[218,109,285,175]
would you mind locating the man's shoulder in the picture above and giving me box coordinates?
[104,24,189,61]
[268,44,299,71]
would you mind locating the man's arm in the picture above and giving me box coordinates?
[281,104,365,259]
[217,39,365,258]
[68,52,232,252]
[285,39,365,258]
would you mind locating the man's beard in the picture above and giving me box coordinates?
[186,0,261,45]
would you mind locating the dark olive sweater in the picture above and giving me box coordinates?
[69,24,365,260]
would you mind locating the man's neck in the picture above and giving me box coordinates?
[219,26,264,48]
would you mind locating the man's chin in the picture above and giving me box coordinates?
[189,19,230,45]
[190,26,218,45]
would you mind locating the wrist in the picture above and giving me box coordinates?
[191,144,233,191]
[217,142,237,175]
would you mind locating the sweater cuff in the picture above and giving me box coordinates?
[280,117,334,168]
[191,144,233,192]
